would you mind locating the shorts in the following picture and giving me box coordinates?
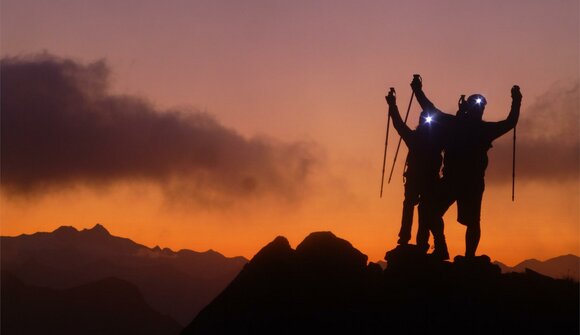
[436,176,485,226]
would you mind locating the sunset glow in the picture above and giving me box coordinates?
[1,0,578,266]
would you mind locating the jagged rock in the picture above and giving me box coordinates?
[182,233,579,335]
[295,231,368,274]
[182,232,380,334]
[367,262,383,275]
[246,236,294,269]
[384,244,453,282]
[385,244,430,269]
[235,236,296,288]
[452,254,501,279]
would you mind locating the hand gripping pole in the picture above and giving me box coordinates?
[387,75,420,184]
[380,87,395,197]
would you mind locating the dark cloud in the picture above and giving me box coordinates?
[486,79,579,183]
[1,54,317,204]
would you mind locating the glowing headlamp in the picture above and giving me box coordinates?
[475,98,483,104]
[424,115,433,124]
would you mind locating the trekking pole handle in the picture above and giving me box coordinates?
[413,74,422,82]
[458,94,466,108]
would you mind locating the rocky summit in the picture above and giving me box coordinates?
[182,233,579,335]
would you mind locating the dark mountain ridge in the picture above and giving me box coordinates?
[183,232,579,334]
[1,271,182,335]
[494,254,579,281]
[1,224,247,325]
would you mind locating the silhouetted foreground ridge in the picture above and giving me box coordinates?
[182,232,579,334]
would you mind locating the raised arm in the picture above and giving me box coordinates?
[485,85,522,141]
[411,75,436,111]
[385,89,413,142]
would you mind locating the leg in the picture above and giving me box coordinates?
[457,181,485,257]
[421,202,450,260]
[430,215,449,259]
[425,177,455,259]
[397,200,414,244]
[398,180,419,245]
[465,222,481,258]
[417,201,433,252]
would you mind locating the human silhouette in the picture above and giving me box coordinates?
[412,78,522,258]
[385,88,449,259]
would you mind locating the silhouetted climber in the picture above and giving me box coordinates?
[412,78,522,258]
[385,88,449,259]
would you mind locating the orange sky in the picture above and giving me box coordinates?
[1,0,578,265]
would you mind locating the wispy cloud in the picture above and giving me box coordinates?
[487,79,579,183]
[1,54,317,205]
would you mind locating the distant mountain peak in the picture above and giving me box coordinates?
[52,226,79,235]
[495,254,579,281]
[2,224,249,325]
[82,223,110,236]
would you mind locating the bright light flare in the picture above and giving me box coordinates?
[475,98,483,104]
[425,115,433,123]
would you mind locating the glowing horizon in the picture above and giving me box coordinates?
[1,1,578,266]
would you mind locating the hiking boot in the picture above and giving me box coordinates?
[416,243,429,253]
[397,238,409,245]
[430,248,450,261]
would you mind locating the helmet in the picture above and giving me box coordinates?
[418,110,435,127]
[464,94,487,120]
[466,94,487,107]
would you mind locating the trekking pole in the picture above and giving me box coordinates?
[387,74,420,184]
[380,87,395,197]
[511,84,520,202]
[512,125,516,201]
